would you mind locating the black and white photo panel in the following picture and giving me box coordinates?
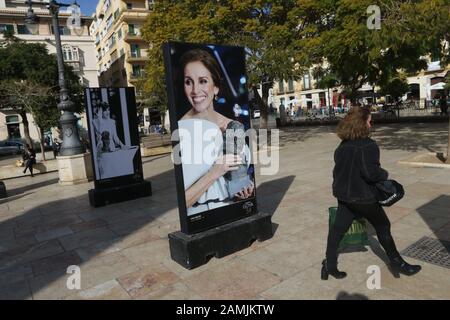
[85,87,143,187]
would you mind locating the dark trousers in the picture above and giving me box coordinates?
[325,200,401,267]
[23,159,34,176]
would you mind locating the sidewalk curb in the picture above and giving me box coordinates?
[0,160,59,180]
[398,161,450,169]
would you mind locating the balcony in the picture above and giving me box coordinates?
[120,9,150,22]
[130,68,146,81]
[126,51,147,63]
[124,31,146,42]
[66,62,80,72]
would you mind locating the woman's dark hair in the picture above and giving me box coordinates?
[99,102,110,112]
[336,106,371,140]
[180,49,223,87]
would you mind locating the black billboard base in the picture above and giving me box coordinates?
[168,211,273,270]
[0,181,6,199]
[88,180,152,207]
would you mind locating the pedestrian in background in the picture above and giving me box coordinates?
[52,138,60,158]
[22,144,36,177]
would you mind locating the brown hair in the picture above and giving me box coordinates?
[180,49,222,87]
[336,106,371,140]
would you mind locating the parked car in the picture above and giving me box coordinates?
[0,140,24,156]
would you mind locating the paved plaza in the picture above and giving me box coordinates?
[0,122,449,300]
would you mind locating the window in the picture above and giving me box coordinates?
[148,0,155,10]
[132,65,142,77]
[117,28,122,40]
[114,8,120,19]
[102,0,111,12]
[127,3,133,9]
[128,24,135,35]
[107,34,116,49]
[288,79,294,92]
[106,14,113,31]
[0,24,14,33]
[111,50,118,63]
[120,48,125,56]
[278,80,284,93]
[5,115,20,124]
[62,45,79,61]
[17,25,32,35]
[51,25,71,36]
[303,73,311,90]
[131,44,140,57]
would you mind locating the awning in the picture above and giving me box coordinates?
[429,82,446,90]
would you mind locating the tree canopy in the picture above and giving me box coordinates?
[297,0,450,100]
[141,0,450,127]
[141,0,303,128]
[0,33,83,158]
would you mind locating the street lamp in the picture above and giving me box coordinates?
[24,0,85,156]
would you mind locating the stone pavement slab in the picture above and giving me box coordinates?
[0,122,449,300]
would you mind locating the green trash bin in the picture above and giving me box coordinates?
[328,207,369,248]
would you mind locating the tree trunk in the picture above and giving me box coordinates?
[37,126,46,161]
[252,84,270,130]
[447,116,450,163]
[20,111,32,147]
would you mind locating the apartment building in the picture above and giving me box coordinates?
[271,57,450,112]
[0,0,98,142]
[91,0,153,88]
[272,73,338,111]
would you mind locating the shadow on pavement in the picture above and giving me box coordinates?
[415,194,450,249]
[6,178,59,197]
[0,192,34,205]
[336,291,369,300]
[0,170,296,299]
[0,168,178,299]
[371,122,448,153]
[256,175,296,216]
[278,127,336,147]
[361,195,450,278]
[256,175,296,236]
[142,154,171,164]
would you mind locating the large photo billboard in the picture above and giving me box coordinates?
[85,87,143,189]
[164,42,258,234]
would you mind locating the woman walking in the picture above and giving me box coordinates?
[322,106,421,280]
[22,144,36,177]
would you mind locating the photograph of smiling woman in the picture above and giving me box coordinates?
[176,48,255,216]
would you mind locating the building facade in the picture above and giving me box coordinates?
[0,0,98,142]
[91,0,153,88]
[272,72,338,112]
[271,58,450,113]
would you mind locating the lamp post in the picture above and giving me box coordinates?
[24,0,85,156]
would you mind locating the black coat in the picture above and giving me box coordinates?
[332,137,388,203]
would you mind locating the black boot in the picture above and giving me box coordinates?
[321,259,347,280]
[390,256,421,276]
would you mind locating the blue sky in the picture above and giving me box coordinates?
[76,0,97,16]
